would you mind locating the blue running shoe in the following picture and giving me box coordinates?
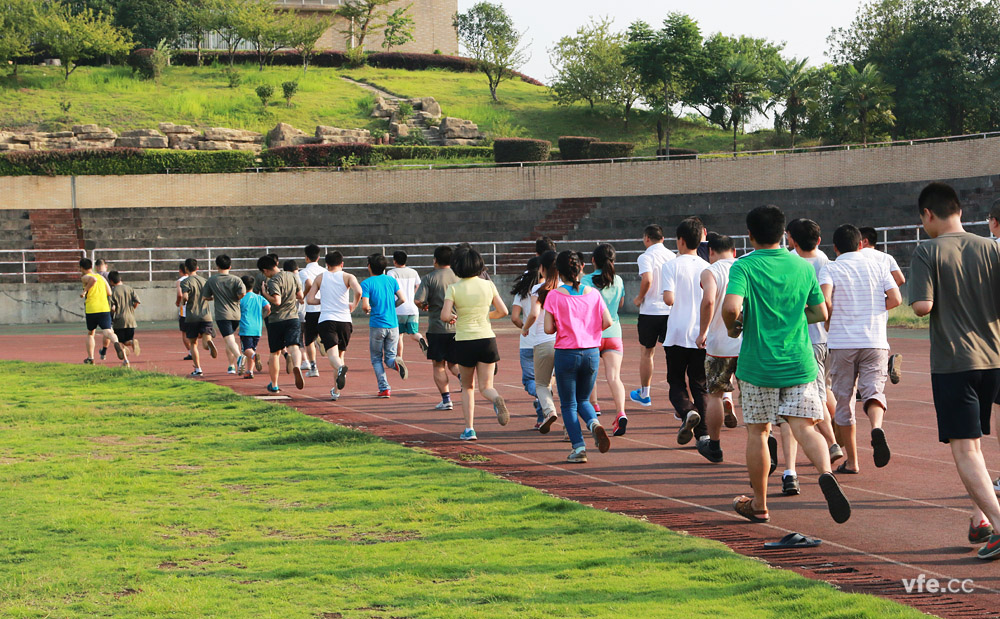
[459,428,478,441]
[629,389,652,407]
[266,383,280,394]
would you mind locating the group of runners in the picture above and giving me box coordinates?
[77,182,1000,560]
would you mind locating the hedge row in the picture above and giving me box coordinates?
[589,142,636,159]
[558,136,599,160]
[375,145,493,161]
[260,143,375,168]
[493,138,551,163]
[0,148,255,176]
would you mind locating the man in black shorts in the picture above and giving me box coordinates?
[909,182,1000,560]
[204,254,247,375]
[305,251,363,401]
[179,258,218,377]
[259,255,305,393]
[416,245,460,410]
[175,262,192,360]
[629,224,676,407]
[108,271,140,365]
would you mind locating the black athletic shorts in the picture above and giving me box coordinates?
[185,321,215,340]
[240,335,260,352]
[318,320,352,351]
[303,312,321,345]
[454,337,500,368]
[931,370,1000,443]
[266,318,302,354]
[178,316,186,332]
[637,314,669,349]
[114,327,135,343]
[217,319,240,337]
[85,312,112,332]
[426,332,457,364]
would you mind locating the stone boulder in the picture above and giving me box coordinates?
[158,122,196,135]
[0,143,29,151]
[120,129,166,138]
[116,135,169,149]
[439,117,480,140]
[420,97,441,118]
[315,126,371,144]
[171,135,203,150]
[205,127,263,144]
[371,96,395,118]
[266,122,318,148]
[389,122,409,138]
[442,139,481,147]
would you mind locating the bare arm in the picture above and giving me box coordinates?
[510,304,524,329]
[348,275,363,313]
[820,283,834,331]
[175,281,183,307]
[891,270,906,287]
[395,289,406,308]
[696,270,716,349]
[81,275,95,298]
[306,273,323,306]
[262,304,271,318]
[522,295,540,336]
[543,310,556,335]
[885,287,902,311]
[662,289,675,307]
[722,293,744,338]
[912,300,933,316]
[805,302,828,324]
[489,292,508,320]
[634,272,651,307]
[362,297,371,314]
[440,299,456,325]
[601,305,613,331]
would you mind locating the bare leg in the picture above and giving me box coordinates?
[86,330,96,359]
[950,438,1000,530]
[746,422,771,514]
[835,423,859,472]
[639,346,655,388]
[325,346,343,371]
[189,337,201,370]
[705,393,724,441]
[181,332,191,352]
[476,361,501,402]
[269,351,281,386]
[866,401,886,429]
[460,365,477,429]
[287,344,302,370]
[304,341,316,365]
[223,334,240,366]
[432,360,450,394]
[779,422,798,474]
[603,351,626,413]
[784,416,833,475]
[816,388,838,447]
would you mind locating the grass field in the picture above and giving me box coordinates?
[0,361,924,618]
[0,65,800,156]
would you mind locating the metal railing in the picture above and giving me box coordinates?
[0,248,88,283]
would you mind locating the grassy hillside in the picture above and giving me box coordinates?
[0,64,797,156]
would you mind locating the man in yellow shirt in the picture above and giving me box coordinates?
[80,258,123,365]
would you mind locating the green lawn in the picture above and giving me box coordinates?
[0,64,800,156]
[0,361,923,618]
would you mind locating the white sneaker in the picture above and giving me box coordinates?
[300,362,311,371]
[434,400,454,410]
[227,366,237,375]
[330,388,340,401]
[994,476,1000,493]
[306,368,320,378]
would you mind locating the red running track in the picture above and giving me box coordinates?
[3,324,1000,617]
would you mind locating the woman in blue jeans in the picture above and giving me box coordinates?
[510,257,546,427]
[543,251,613,463]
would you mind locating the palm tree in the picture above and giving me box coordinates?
[836,63,895,145]
[768,57,814,148]
[720,55,768,154]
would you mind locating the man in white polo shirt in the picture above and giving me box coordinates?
[820,224,902,475]
[859,226,906,384]
[629,224,675,407]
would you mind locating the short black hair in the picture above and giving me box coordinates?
[786,218,804,234]
[79,257,93,270]
[991,199,1000,223]
[393,250,408,266]
[283,259,298,272]
[833,224,862,254]
[325,251,344,267]
[858,226,878,247]
[241,275,255,289]
[455,242,472,250]
[676,217,704,249]
[184,257,199,272]
[178,261,187,274]
[257,255,277,271]
[746,205,786,245]
[535,236,556,255]
[918,182,961,219]
[215,254,232,270]
[791,219,821,251]
[452,247,485,278]
[305,244,320,261]
[108,270,121,284]
[707,233,735,254]
[94,258,107,268]
[433,245,452,266]
[368,253,388,275]
[643,224,664,242]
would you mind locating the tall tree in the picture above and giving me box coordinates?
[180,0,217,66]
[0,0,38,77]
[288,15,330,71]
[37,3,132,80]
[238,0,298,71]
[336,0,396,51]
[549,17,617,109]
[623,13,702,154]
[717,55,769,153]
[208,0,249,67]
[112,0,187,49]
[381,4,415,51]
[768,57,815,147]
[454,2,530,103]
[836,63,896,144]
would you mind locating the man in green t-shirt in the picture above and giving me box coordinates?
[722,205,851,526]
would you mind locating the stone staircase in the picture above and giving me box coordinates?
[497,198,602,273]
[27,209,84,282]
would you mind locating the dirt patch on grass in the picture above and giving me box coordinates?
[112,587,142,599]
[348,530,422,545]
[171,464,203,471]
[89,435,176,447]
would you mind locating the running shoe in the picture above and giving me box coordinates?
[132,339,140,356]
[594,403,601,416]
[227,366,237,375]
[677,411,701,445]
[266,383,280,394]
[459,428,477,441]
[284,352,292,375]
[306,368,320,378]
[236,355,245,375]
[977,534,1000,560]
[888,353,903,385]
[696,437,723,463]
[113,342,126,361]
[493,396,510,426]
[871,427,891,468]
[99,347,107,360]
[254,354,262,372]
[768,435,779,476]
[969,518,995,544]
[418,337,428,353]
[629,389,652,407]
[243,373,254,380]
[207,339,218,359]
[993,476,1000,493]
[434,400,454,411]
[336,366,348,390]
[830,443,845,464]
[590,421,610,453]
[782,473,800,496]
[292,366,305,390]
[184,354,193,361]
[83,358,94,365]
[566,446,587,463]
[818,472,852,523]
[538,413,558,435]
[396,358,409,380]
[612,413,628,437]
[533,421,543,430]
[723,396,738,428]
[122,359,130,368]
[190,369,204,377]
[300,361,311,372]
[377,389,391,398]
[329,388,340,402]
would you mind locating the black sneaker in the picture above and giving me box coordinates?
[396,357,408,380]
[418,337,428,353]
[83,358,94,365]
[696,437,723,463]
[888,353,902,384]
[99,347,107,360]
[183,354,193,361]
[677,411,701,445]
[336,365,348,390]
[871,427,891,468]
[782,474,800,496]
[768,434,778,476]
[819,472,852,523]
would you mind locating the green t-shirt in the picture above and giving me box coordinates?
[110,284,139,329]
[726,248,824,388]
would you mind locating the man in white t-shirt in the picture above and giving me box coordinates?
[298,244,326,377]
[820,224,902,475]
[859,226,905,384]
[629,224,676,407]
[389,250,426,361]
[661,217,709,445]
[696,233,740,463]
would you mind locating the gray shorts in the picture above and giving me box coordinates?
[813,343,831,392]
[829,348,889,426]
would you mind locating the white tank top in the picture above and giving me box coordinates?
[319,270,352,323]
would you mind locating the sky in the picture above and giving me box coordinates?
[456,0,868,85]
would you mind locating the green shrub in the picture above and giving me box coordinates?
[588,142,635,159]
[373,145,493,161]
[394,132,428,146]
[261,143,375,168]
[558,136,599,160]
[355,93,376,116]
[397,101,414,118]
[255,84,274,106]
[281,81,299,107]
[345,46,366,68]
[223,67,242,88]
[656,147,698,160]
[127,49,156,80]
[493,138,551,163]
[0,149,255,176]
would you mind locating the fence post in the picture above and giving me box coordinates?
[207,248,212,276]
[21,251,26,284]
[148,249,153,282]
[492,243,498,275]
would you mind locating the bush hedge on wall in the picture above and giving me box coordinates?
[374,145,493,161]
[588,142,636,159]
[260,143,375,168]
[493,138,551,163]
[0,148,255,176]
[557,136,599,161]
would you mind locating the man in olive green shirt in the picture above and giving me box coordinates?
[180,257,218,376]
[204,254,247,375]
[108,271,139,365]
[258,254,304,392]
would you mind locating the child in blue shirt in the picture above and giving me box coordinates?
[361,254,407,397]
[238,275,270,379]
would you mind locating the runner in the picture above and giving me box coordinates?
[108,271,139,366]
[94,258,111,360]
[203,254,246,375]
[859,226,906,384]
[629,224,675,407]
[536,236,556,256]
[543,250,614,463]
[722,205,850,525]
[306,251,363,401]
[820,224,901,475]
[661,217,710,446]
[511,257,545,427]
[237,275,269,380]
[389,251,427,361]
[299,244,325,378]
[909,182,1000,559]
[258,255,305,393]
[581,244,628,436]
[361,253,408,398]
[522,250,559,434]
[284,259,302,376]
[696,233,740,463]
[990,201,1000,493]
[415,246,461,411]
[179,258,218,377]
[175,262,192,360]
[441,247,509,441]
[79,258,123,365]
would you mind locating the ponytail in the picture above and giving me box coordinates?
[591,243,616,289]
[510,257,541,298]
[537,250,559,305]
[556,250,582,292]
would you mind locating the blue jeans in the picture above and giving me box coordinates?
[519,348,544,423]
[553,348,600,449]
[370,327,399,391]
